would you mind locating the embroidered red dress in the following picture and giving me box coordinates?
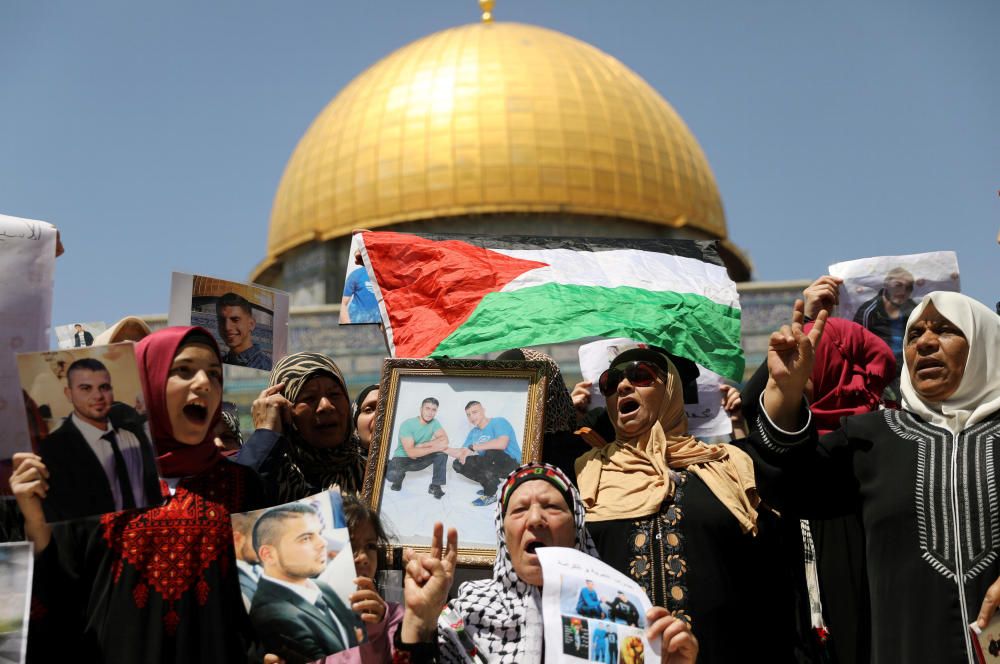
[29,460,264,663]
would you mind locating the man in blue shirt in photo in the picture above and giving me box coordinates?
[339,250,380,324]
[450,401,520,506]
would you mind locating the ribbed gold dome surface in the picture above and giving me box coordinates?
[259,21,728,276]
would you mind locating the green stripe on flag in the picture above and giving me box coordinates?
[430,283,744,380]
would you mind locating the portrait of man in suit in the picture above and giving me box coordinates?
[250,503,362,663]
[38,357,161,522]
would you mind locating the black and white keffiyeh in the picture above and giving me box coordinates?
[438,463,598,664]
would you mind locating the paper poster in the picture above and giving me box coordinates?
[828,251,961,401]
[340,234,382,325]
[0,541,33,664]
[828,251,960,323]
[16,343,163,523]
[54,321,107,349]
[0,214,57,478]
[577,338,732,439]
[168,273,290,372]
[230,488,365,662]
[538,546,659,664]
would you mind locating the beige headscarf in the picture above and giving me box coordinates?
[576,359,760,534]
[93,316,152,345]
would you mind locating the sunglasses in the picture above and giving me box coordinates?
[598,361,663,396]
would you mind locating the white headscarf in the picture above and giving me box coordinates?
[900,291,1000,434]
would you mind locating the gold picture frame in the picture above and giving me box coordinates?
[362,358,548,566]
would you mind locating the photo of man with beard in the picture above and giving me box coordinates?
[38,357,160,522]
[249,503,362,662]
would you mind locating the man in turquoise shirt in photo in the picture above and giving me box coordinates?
[451,401,521,506]
[385,397,450,499]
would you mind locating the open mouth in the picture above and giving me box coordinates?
[914,358,946,377]
[525,541,546,554]
[618,397,640,415]
[183,402,208,424]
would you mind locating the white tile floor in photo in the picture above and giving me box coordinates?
[379,463,499,549]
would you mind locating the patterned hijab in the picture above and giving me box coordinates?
[806,318,896,435]
[266,352,364,500]
[900,292,1000,434]
[136,327,224,477]
[439,463,598,664]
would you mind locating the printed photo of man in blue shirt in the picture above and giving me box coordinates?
[450,401,521,506]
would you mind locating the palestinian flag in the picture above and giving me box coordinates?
[358,232,744,381]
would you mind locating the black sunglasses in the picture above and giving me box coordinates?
[598,361,663,396]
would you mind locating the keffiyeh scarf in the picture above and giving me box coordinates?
[438,463,598,664]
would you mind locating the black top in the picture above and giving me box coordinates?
[38,414,161,522]
[585,467,801,664]
[28,460,265,664]
[751,405,1000,664]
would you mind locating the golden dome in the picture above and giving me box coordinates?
[255,20,732,279]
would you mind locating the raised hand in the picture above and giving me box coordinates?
[763,300,827,429]
[251,382,293,433]
[400,522,458,643]
[802,275,843,320]
[571,381,593,416]
[719,384,747,439]
[351,576,388,624]
[10,452,52,553]
[646,607,698,664]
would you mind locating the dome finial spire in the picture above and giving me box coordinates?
[479,0,495,23]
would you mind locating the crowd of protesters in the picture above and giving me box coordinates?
[4,264,1000,664]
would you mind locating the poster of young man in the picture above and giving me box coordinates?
[231,488,364,663]
[55,321,107,349]
[168,272,290,372]
[15,343,162,523]
[340,233,382,325]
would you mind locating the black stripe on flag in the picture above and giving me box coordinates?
[413,233,725,268]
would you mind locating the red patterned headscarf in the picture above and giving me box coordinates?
[805,318,896,435]
[136,327,224,477]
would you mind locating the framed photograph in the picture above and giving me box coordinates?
[15,343,163,523]
[340,233,382,325]
[168,272,290,372]
[362,358,548,566]
[230,488,365,662]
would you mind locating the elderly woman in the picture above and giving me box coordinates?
[573,346,800,663]
[396,463,698,663]
[753,292,1000,664]
[238,352,364,502]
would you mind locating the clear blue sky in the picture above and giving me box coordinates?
[2,0,997,328]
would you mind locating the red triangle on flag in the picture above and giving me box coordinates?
[362,232,548,357]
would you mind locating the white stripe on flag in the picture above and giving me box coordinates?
[495,248,740,309]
